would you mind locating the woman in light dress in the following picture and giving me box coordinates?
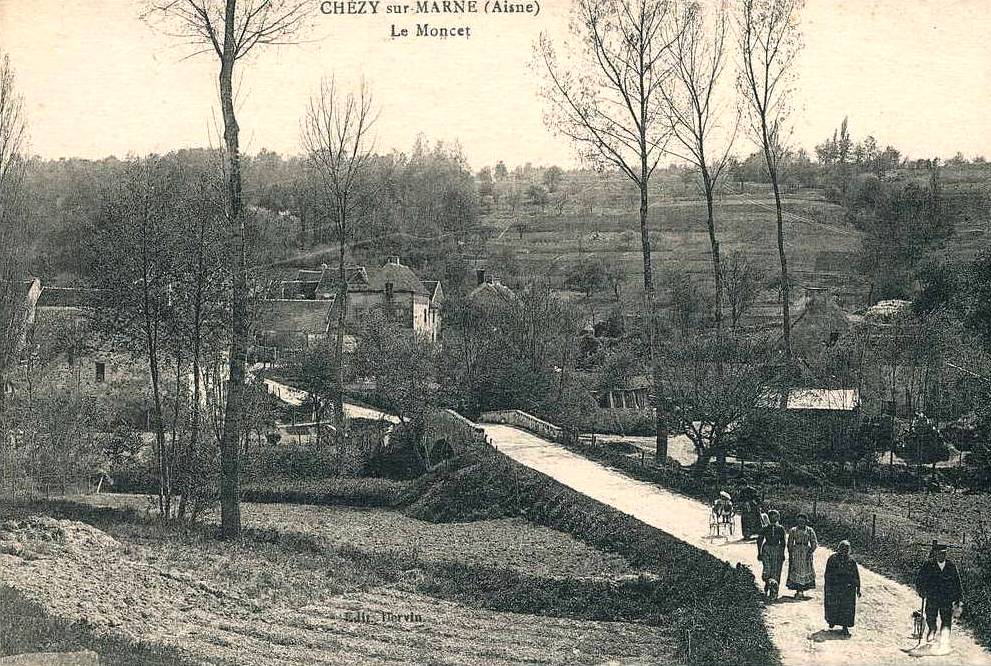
[787,513,818,598]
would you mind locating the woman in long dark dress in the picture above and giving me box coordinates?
[738,485,763,539]
[824,540,861,635]
[757,509,786,599]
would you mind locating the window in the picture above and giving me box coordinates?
[95,362,106,383]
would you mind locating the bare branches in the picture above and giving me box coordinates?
[662,1,737,186]
[143,0,312,61]
[737,0,803,173]
[0,52,28,401]
[537,0,683,186]
[300,76,378,442]
[0,53,26,220]
[736,0,804,369]
[300,77,379,230]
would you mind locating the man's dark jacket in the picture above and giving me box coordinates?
[916,560,963,608]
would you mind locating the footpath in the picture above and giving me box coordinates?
[481,423,991,666]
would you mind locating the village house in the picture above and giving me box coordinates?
[12,285,229,421]
[252,296,358,362]
[265,257,444,345]
[467,269,515,310]
[20,286,147,394]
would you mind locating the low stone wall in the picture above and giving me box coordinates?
[424,409,487,457]
[478,410,563,443]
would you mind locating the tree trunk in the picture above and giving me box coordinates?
[218,0,244,539]
[638,177,668,462]
[179,228,205,520]
[765,154,792,370]
[703,173,723,336]
[334,207,348,462]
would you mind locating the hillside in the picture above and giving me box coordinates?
[481,184,865,328]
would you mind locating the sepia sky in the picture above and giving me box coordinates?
[1,0,989,169]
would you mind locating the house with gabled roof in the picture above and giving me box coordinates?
[255,256,442,358]
[275,256,444,343]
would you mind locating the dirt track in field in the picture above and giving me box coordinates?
[483,423,991,666]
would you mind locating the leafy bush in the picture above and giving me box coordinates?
[898,422,952,464]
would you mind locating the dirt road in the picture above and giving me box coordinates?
[482,423,991,666]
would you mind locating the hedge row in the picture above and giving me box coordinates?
[400,444,779,666]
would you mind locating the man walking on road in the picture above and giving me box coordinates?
[913,541,963,655]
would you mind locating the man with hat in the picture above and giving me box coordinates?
[914,540,963,655]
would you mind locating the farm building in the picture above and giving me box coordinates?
[18,286,160,399]
[253,298,352,359]
[598,375,651,410]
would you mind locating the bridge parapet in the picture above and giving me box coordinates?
[478,409,563,442]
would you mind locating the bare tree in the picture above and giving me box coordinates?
[538,0,682,458]
[657,332,774,478]
[144,0,312,538]
[0,52,27,421]
[663,1,736,334]
[722,249,765,332]
[93,158,183,518]
[737,0,803,371]
[300,77,378,448]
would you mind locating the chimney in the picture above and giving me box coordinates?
[476,269,486,285]
[387,256,401,266]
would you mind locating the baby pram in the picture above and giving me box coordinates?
[709,492,735,538]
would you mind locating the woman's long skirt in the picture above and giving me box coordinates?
[824,583,857,627]
[787,545,816,591]
[761,544,785,584]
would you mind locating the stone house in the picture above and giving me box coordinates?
[269,257,443,343]
[23,286,146,394]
